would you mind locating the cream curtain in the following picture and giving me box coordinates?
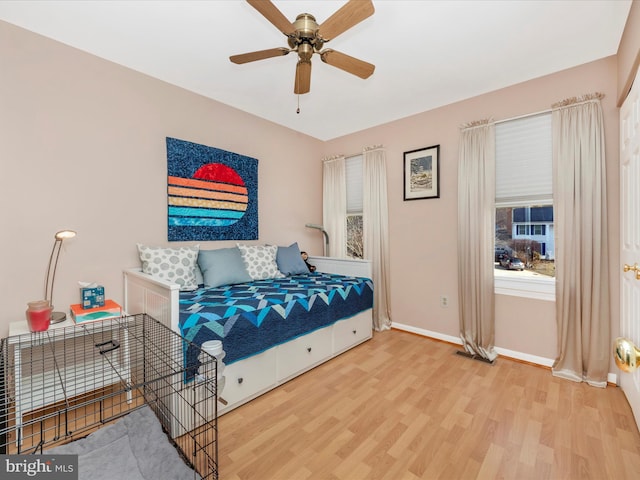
[322,156,347,258]
[551,94,610,388]
[363,146,392,331]
[457,120,497,362]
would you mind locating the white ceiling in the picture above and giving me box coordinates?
[0,1,632,141]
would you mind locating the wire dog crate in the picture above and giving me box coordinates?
[0,313,218,479]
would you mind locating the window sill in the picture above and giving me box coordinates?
[494,270,555,301]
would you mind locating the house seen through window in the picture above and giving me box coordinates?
[496,205,555,277]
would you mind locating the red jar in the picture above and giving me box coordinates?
[26,300,52,332]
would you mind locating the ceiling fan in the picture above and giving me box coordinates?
[230,0,375,95]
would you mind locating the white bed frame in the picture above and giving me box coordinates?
[123,256,373,415]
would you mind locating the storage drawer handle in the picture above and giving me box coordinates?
[237,377,243,384]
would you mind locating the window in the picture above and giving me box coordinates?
[495,113,555,300]
[345,155,363,259]
[497,204,554,263]
[532,225,545,235]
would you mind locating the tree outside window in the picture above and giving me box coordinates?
[346,214,363,259]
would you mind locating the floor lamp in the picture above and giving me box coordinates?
[45,230,76,324]
[305,224,330,257]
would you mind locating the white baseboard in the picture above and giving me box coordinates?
[391,322,462,346]
[493,346,554,367]
[391,322,618,385]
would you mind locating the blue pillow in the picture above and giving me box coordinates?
[276,243,310,276]
[197,247,252,288]
[195,264,204,286]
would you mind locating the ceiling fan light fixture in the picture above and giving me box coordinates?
[297,43,314,62]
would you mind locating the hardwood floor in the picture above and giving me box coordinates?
[218,329,640,479]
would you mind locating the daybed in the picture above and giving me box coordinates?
[124,252,373,415]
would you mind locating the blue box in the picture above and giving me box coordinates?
[80,285,105,309]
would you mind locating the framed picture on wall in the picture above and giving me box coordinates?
[403,144,440,200]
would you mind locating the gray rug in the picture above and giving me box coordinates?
[48,406,199,480]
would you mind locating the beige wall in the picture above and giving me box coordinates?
[0,21,324,337]
[0,20,623,368]
[323,56,620,363]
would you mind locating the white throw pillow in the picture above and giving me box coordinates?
[137,244,199,291]
[236,244,284,281]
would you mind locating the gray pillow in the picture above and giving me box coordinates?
[237,244,284,280]
[137,244,199,291]
[197,247,252,288]
[276,243,310,275]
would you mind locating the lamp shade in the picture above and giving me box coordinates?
[55,230,76,240]
[46,229,77,324]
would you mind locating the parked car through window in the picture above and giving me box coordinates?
[500,256,525,271]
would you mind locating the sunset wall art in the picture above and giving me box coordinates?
[166,137,258,241]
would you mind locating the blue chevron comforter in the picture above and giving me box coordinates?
[180,272,373,369]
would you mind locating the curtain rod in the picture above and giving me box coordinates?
[322,155,344,163]
[323,153,366,162]
[494,107,551,125]
[322,152,371,162]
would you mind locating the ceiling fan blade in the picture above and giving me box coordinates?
[318,0,374,41]
[230,47,290,64]
[294,61,311,94]
[246,0,296,36]
[320,49,375,79]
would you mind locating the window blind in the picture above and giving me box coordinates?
[495,112,552,207]
[345,155,363,214]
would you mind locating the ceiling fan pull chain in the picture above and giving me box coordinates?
[297,94,300,114]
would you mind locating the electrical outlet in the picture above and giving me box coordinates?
[440,295,449,308]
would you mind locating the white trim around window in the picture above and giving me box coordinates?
[494,270,555,301]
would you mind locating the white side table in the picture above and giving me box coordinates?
[7,316,131,450]
[9,317,74,336]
